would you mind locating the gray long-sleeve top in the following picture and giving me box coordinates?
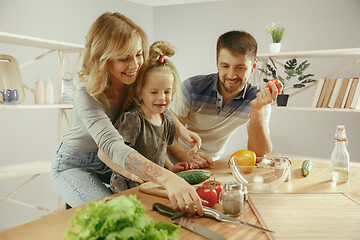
[62,82,135,168]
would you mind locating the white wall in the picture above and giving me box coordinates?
[0,0,152,231]
[152,0,360,161]
[1,0,360,232]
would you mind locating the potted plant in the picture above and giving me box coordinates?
[265,23,285,53]
[259,57,316,106]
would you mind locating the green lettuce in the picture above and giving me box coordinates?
[63,195,179,240]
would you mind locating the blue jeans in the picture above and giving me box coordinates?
[50,142,113,207]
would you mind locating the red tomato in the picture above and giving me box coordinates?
[202,179,223,202]
[196,185,217,208]
[267,78,283,94]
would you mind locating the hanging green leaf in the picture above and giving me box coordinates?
[293,83,306,88]
[285,59,297,70]
[285,69,297,79]
[298,74,314,81]
[296,60,310,73]
[301,79,316,84]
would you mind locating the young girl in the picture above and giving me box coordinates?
[50,12,204,216]
[99,41,194,192]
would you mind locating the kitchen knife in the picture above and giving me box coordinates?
[202,206,274,233]
[153,203,226,240]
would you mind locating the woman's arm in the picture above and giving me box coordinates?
[98,150,144,183]
[125,151,204,215]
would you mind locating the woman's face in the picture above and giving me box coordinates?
[107,35,144,87]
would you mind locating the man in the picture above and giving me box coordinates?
[168,30,278,168]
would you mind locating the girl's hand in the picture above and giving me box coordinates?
[180,128,201,155]
[171,162,194,173]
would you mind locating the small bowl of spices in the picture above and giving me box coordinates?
[219,182,247,217]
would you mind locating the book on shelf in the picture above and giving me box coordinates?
[316,78,330,108]
[321,79,336,108]
[354,95,360,110]
[350,78,360,109]
[334,78,350,108]
[341,78,353,108]
[328,78,343,108]
[344,78,359,108]
[311,79,325,108]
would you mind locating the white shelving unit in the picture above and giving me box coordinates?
[0,32,84,213]
[253,47,360,112]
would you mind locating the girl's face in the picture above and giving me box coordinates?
[139,70,174,117]
[107,35,144,87]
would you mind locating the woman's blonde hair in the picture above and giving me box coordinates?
[132,41,182,110]
[79,12,149,110]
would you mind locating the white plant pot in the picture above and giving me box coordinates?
[269,43,281,53]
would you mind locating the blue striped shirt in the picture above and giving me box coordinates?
[172,73,271,160]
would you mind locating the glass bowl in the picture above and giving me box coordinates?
[229,156,291,193]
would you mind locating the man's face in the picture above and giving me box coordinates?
[216,48,256,97]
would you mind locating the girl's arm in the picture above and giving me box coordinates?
[164,153,174,171]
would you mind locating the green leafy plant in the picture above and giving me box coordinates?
[259,57,316,94]
[63,195,180,240]
[265,23,285,43]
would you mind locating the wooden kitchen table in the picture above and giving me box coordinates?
[0,155,359,240]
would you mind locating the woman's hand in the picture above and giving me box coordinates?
[124,152,204,216]
[162,172,204,216]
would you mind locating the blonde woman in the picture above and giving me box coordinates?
[50,12,203,215]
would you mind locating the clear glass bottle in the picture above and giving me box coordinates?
[61,72,74,103]
[331,125,349,183]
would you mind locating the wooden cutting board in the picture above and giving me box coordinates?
[139,182,168,199]
[248,193,360,240]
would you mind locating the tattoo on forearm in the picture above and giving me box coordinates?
[124,155,163,182]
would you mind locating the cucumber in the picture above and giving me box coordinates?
[301,160,313,177]
[175,170,213,184]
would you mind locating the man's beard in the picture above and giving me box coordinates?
[219,77,245,95]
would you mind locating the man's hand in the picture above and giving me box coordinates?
[188,151,214,169]
[251,80,277,110]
